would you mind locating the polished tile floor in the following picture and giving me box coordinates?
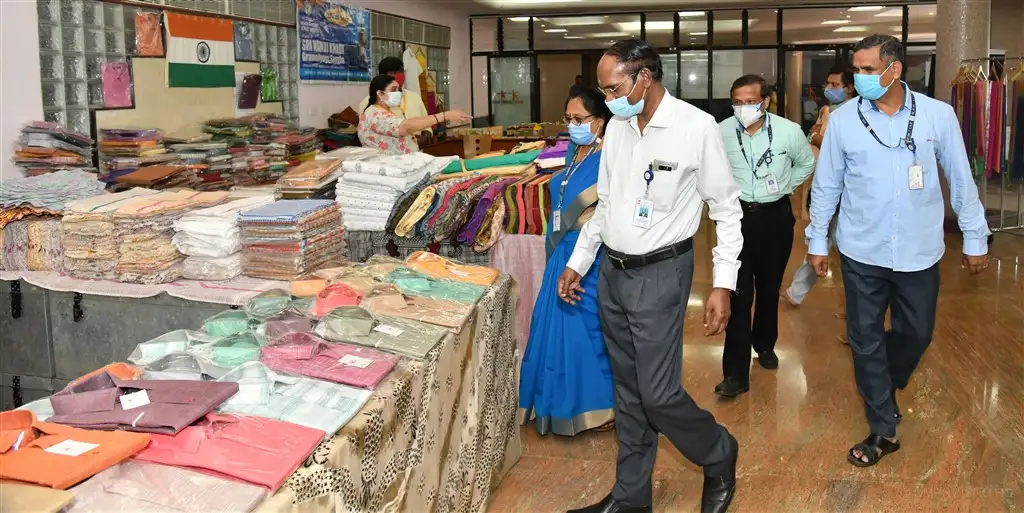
[489,223,1024,512]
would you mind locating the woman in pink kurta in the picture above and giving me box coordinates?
[357,75,471,155]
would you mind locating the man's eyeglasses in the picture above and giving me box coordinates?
[598,70,641,98]
[562,114,595,126]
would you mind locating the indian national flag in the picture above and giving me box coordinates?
[165,12,235,88]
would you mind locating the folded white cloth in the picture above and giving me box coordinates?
[343,216,388,231]
[341,171,424,192]
[537,157,566,169]
[341,205,392,219]
[172,231,241,258]
[335,185,400,203]
[174,196,275,237]
[182,253,243,281]
[337,196,396,213]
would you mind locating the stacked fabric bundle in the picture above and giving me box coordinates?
[337,152,456,232]
[239,200,345,280]
[536,140,569,170]
[112,191,228,283]
[173,196,275,280]
[229,142,286,185]
[11,121,94,175]
[168,141,232,190]
[0,169,106,213]
[98,128,171,184]
[62,188,161,280]
[115,164,201,190]
[203,118,253,140]
[251,116,291,143]
[275,133,322,165]
[276,159,342,199]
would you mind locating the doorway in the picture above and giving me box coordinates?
[537,54,584,123]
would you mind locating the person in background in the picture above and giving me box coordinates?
[784,64,856,313]
[519,85,615,437]
[357,57,433,147]
[808,34,990,468]
[575,74,585,86]
[358,75,470,155]
[559,39,740,513]
[714,75,815,398]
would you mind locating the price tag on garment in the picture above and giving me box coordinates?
[632,198,654,229]
[118,390,151,411]
[765,173,780,194]
[339,354,373,368]
[44,440,99,457]
[908,165,924,190]
[373,324,405,337]
[552,211,561,232]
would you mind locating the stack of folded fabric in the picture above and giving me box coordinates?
[275,159,342,199]
[98,128,172,184]
[438,149,541,179]
[173,196,275,280]
[230,142,286,185]
[337,152,456,232]
[536,140,569,170]
[275,133,322,165]
[0,169,106,213]
[62,188,161,280]
[203,117,253,141]
[112,191,228,283]
[115,164,201,190]
[251,116,291,143]
[239,200,345,280]
[168,141,232,190]
[12,121,95,175]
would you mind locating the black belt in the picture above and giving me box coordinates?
[740,194,790,213]
[606,238,693,270]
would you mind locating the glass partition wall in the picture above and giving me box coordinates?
[470,3,937,124]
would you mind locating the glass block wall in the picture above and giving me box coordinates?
[37,0,300,136]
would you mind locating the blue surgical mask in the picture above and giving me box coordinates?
[605,80,646,119]
[824,87,847,105]
[568,122,596,145]
[853,62,896,101]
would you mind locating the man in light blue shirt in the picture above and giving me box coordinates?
[806,35,990,468]
[715,74,815,398]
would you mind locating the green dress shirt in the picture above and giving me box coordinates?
[719,113,816,203]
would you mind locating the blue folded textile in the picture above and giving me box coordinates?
[238,199,335,222]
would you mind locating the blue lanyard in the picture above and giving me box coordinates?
[556,140,599,211]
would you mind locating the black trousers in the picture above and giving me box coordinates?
[598,249,731,507]
[723,197,795,383]
[840,254,939,438]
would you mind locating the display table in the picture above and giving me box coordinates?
[256,275,521,513]
[487,234,546,353]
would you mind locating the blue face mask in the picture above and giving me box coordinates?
[568,122,596,145]
[824,87,847,105]
[605,79,646,119]
[853,62,895,101]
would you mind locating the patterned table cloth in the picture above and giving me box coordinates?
[257,275,521,513]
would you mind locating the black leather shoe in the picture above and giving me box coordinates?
[714,377,749,398]
[892,391,902,425]
[566,494,652,513]
[757,351,779,370]
[701,434,739,513]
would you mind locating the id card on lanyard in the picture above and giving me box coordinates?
[735,118,778,195]
[857,93,921,189]
[553,141,599,232]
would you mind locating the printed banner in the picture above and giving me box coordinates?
[297,0,371,83]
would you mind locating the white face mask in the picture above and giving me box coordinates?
[384,91,402,107]
[733,104,764,128]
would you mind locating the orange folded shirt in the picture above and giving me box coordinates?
[0,410,150,489]
[405,250,499,286]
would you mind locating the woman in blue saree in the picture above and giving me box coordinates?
[519,86,614,436]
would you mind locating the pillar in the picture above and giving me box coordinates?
[785,51,803,124]
[935,0,991,103]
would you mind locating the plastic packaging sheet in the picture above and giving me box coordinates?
[127,330,222,366]
[259,309,313,339]
[195,332,265,368]
[141,352,230,381]
[310,283,363,318]
[384,267,487,304]
[69,460,266,513]
[181,254,243,281]
[262,332,398,389]
[133,413,324,492]
[361,283,473,331]
[244,289,291,319]
[202,310,252,337]
[314,306,449,360]
[405,250,500,286]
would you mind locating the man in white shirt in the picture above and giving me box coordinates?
[558,39,743,513]
[356,56,432,146]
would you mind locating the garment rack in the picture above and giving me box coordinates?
[956,56,1024,236]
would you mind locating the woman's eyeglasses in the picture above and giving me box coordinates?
[562,114,595,126]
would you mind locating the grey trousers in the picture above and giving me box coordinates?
[840,254,939,438]
[598,249,732,507]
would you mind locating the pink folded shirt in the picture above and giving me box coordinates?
[261,332,398,389]
[133,413,323,492]
[310,283,363,318]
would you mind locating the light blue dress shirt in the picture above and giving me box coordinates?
[807,83,990,271]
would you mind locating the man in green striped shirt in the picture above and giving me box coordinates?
[714,74,816,398]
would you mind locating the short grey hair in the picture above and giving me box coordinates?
[853,34,904,66]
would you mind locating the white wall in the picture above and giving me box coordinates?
[298,0,472,128]
[1,0,44,182]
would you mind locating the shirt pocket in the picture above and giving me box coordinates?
[648,161,695,214]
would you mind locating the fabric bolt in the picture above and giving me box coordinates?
[394,185,437,237]
[459,178,518,245]
[134,413,324,491]
[384,267,487,304]
[315,306,449,359]
[385,176,433,232]
[474,193,508,252]
[68,460,267,513]
[405,250,499,286]
[0,410,151,490]
[434,176,501,242]
[361,283,474,330]
[262,332,398,388]
[426,175,488,231]
[47,371,239,434]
